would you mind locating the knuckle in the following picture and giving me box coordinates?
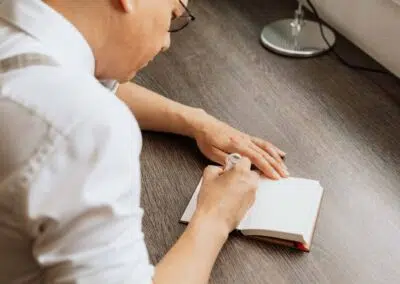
[244,178,257,190]
[264,141,273,148]
[261,164,272,175]
[261,161,273,171]
[204,165,217,176]
[244,171,254,179]
[242,157,251,164]
[261,153,274,163]
[234,166,247,175]
[229,136,241,146]
[250,172,259,181]
[249,185,257,194]
[247,152,259,161]
[268,159,279,168]
[237,174,249,185]
[249,188,257,197]
[204,165,213,172]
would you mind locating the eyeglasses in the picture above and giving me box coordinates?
[169,0,196,33]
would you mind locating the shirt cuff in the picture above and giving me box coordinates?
[100,80,119,94]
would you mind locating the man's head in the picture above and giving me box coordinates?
[45,0,189,82]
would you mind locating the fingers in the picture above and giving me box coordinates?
[227,137,287,179]
[249,144,289,178]
[231,158,259,196]
[252,137,286,164]
[233,156,252,172]
[203,165,224,179]
[245,148,282,180]
[276,148,287,158]
[248,170,261,185]
[225,136,289,178]
[251,138,290,178]
[205,145,229,166]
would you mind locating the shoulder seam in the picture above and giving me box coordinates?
[0,96,68,138]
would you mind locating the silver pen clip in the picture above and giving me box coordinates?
[224,153,242,171]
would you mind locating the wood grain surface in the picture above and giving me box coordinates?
[136,0,400,283]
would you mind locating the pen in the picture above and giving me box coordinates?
[225,153,286,171]
[224,153,242,171]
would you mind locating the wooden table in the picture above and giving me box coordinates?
[136,0,400,283]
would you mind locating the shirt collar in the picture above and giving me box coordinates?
[0,0,95,75]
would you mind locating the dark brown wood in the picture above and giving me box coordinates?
[136,0,400,283]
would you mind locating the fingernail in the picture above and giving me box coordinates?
[126,1,134,12]
[283,168,290,176]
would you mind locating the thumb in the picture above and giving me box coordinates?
[203,165,223,180]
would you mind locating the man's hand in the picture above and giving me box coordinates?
[117,83,288,179]
[154,158,259,284]
[196,158,260,233]
[192,112,289,180]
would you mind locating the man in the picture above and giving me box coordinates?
[0,0,288,283]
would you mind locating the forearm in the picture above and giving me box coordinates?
[117,82,206,137]
[153,213,228,284]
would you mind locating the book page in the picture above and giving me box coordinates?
[238,177,323,245]
[180,179,202,223]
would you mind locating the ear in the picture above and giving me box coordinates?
[119,0,135,13]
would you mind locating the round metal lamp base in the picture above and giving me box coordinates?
[260,19,336,57]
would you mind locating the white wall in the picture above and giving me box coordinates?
[307,0,400,78]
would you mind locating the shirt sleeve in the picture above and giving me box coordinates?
[29,117,153,284]
[100,80,119,94]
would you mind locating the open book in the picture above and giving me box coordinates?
[180,177,324,252]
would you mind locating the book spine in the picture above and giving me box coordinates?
[294,242,309,252]
[245,235,310,252]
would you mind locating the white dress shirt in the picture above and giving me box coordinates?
[0,0,153,283]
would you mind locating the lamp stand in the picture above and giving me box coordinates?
[260,1,336,57]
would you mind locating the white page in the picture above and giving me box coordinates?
[180,180,202,223]
[181,177,323,244]
[239,177,323,244]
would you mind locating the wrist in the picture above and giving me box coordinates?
[189,210,230,244]
[177,107,208,138]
